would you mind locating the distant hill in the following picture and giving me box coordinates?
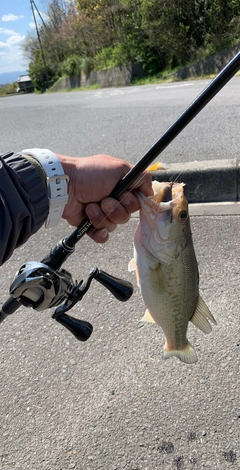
[0,71,28,85]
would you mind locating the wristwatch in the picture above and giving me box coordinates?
[22,148,69,228]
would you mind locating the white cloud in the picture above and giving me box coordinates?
[0,16,28,72]
[0,27,27,73]
[2,14,24,22]
[0,40,29,73]
[0,32,25,50]
[7,33,25,46]
[0,27,16,35]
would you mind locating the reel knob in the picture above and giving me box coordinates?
[94,269,133,301]
[53,312,93,342]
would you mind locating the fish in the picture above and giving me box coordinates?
[128,180,216,364]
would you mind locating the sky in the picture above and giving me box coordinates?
[0,0,48,74]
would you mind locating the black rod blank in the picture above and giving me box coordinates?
[65,51,240,247]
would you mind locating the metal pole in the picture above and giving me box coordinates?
[30,0,49,88]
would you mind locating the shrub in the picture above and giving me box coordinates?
[61,55,82,76]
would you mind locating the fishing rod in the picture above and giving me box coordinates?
[1,51,240,342]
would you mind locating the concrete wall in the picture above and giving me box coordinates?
[51,75,81,92]
[51,47,240,92]
[173,45,240,80]
[51,63,146,91]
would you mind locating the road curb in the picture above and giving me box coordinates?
[150,158,240,203]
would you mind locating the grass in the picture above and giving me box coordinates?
[132,68,240,87]
[0,82,18,97]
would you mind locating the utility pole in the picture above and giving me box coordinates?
[31,0,48,30]
[30,0,49,88]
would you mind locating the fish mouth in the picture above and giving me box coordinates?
[161,183,173,203]
[153,182,185,203]
[152,183,174,222]
[151,182,175,217]
[160,183,173,223]
[136,182,185,222]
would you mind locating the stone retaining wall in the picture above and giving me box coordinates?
[173,45,240,80]
[51,63,146,91]
[51,47,240,92]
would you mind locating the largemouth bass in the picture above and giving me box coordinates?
[128,181,216,364]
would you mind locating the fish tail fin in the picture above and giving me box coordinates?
[163,341,198,364]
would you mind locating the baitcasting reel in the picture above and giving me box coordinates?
[0,250,133,341]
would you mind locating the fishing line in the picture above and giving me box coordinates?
[170,170,184,184]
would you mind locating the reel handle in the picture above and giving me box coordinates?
[51,269,133,341]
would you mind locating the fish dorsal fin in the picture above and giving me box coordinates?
[190,296,217,334]
[141,309,156,323]
[128,258,136,272]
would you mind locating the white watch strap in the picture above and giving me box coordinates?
[22,148,69,228]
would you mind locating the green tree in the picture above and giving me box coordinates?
[202,0,240,51]
[29,49,56,91]
[23,0,240,89]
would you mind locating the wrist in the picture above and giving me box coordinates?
[22,148,69,228]
[55,154,78,177]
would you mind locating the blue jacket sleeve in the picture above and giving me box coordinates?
[0,152,49,265]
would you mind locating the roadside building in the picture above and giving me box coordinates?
[17,75,34,93]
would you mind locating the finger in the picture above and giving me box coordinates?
[130,171,153,196]
[87,227,110,244]
[101,197,131,224]
[85,203,117,233]
[119,192,140,214]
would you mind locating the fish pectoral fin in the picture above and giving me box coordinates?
[128,258,140,287]
[141,309,156,323]
[190,296,217,334]
[128,258,136,272]
[163,341,198,364]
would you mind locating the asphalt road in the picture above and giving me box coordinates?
[1,76,240,163]
[0,79,240,469]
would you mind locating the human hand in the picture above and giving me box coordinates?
[56,154,153,243]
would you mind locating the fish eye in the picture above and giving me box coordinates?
[178,210,188,221]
